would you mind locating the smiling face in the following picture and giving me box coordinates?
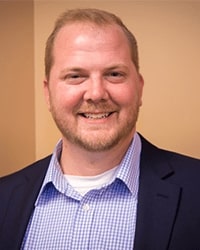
[44,22,144,152]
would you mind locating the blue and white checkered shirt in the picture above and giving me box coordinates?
[22,133,141,250]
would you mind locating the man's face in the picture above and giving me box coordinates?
[44,23,144,152]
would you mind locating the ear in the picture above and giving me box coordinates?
[43,78,51,111]
[138,73,144,107]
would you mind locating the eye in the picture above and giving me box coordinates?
[109,71,122,77]
[67,73,81,79]
[105,71,126,83]
[64,73,86,85]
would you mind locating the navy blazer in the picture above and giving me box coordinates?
[0,135,200,250]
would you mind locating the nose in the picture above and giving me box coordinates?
[83,76,109,103]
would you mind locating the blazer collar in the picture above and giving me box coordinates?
[134,135,181,250]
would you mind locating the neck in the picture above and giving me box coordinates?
[60,133,135,176]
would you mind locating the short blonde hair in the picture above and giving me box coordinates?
[45,8,139,79]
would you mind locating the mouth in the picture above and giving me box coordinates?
[79,112,114,120]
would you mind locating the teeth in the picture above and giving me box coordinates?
[84,113,110,119]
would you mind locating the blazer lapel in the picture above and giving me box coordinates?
[0,156,51,250]
[134,136,182,250]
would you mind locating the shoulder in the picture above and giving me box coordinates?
[139,134,200,178]
[139,133,200,162]
[0,155,52,187]
[139,134,200,193]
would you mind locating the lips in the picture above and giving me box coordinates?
[80,112,112,119]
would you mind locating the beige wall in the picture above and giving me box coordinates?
[34,1,200,160]
[0,1,35,176]
[1,1,200,176]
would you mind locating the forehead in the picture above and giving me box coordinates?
[54,22,130,52]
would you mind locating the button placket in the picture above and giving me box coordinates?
[82,203,90,211]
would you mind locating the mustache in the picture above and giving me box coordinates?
[75,101,119,113]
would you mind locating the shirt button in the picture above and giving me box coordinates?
[82,203,90,211]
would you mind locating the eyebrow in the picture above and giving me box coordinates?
[60,64,128,74]
[105,64,128,70]
[60,67,84,74]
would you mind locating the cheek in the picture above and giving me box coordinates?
[53,86,84,110]
[110,86,137,107]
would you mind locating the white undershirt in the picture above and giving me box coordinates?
[64,166,119,196]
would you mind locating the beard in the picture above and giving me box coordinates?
[50,101,140,152]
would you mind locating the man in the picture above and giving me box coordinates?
[0,8,200,250]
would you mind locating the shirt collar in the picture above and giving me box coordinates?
[116,132,141,197]
[35,140,68,206]
[35,132,141,205]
